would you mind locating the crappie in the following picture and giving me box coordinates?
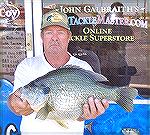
[20,65,138,127]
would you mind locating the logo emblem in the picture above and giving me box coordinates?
[47,12,63,23]
[0,3,20,24]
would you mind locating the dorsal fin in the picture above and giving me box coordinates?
[80,68,108,82]
[59,64,108,82]
[59,64,80,69]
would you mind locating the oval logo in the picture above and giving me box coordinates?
[0,3,20,22]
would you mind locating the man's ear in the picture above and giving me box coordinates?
[41,30,44,39]
[68,31,72,41]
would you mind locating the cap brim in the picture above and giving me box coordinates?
[41,22,70,30]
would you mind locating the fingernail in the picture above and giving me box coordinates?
[102,99,107,103]
[88,97,93,102]
[22,98,26,102]
[84,104,89,109]
[95,99,99,103]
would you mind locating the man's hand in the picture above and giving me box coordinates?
[7,89,34,116]
[78,97,109,121]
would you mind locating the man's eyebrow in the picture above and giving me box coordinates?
[45,30,53,31]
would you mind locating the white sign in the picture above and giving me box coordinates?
[0,3,20,23]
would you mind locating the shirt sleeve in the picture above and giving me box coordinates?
[13,58,32,92]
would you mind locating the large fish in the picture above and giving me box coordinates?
[20,65,138,128]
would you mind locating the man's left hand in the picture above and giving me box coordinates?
[78,97,109,121]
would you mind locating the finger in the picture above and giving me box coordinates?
[23,108,34,116]
[83,103,91,119]
[102,99,109,109]
[16,97,28,109]
[22,99,30,106]
[18,103,33,116]
[77,114,85,121]
[12,93,28,108]
[88,97,97,117]
[12,96,30,114]
[14,89,21,96]
[94,99,105,115]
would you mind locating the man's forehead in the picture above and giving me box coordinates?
[43,25,68,31]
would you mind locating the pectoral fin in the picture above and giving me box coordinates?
[35,103,54,120]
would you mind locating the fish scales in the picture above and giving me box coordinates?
[20,65,138,128]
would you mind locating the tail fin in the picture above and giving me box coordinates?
[116,87,138,112]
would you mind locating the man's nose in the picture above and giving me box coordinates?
[51,32,59,41]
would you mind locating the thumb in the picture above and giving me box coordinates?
[19,97,29,108]
[22,98,30,106]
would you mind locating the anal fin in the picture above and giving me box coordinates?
[55,120,69,129]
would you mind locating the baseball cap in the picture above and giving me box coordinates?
[41,10,70,30]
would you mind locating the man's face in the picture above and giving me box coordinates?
[41,25,71,55]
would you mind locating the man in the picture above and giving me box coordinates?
[8,10,109,135]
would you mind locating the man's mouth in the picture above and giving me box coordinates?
[50,44,59,46]
[49,41,60,46]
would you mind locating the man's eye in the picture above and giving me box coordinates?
[58,31,65,35]
[45,31,52,35]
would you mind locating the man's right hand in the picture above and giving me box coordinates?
[7,89,34,116]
